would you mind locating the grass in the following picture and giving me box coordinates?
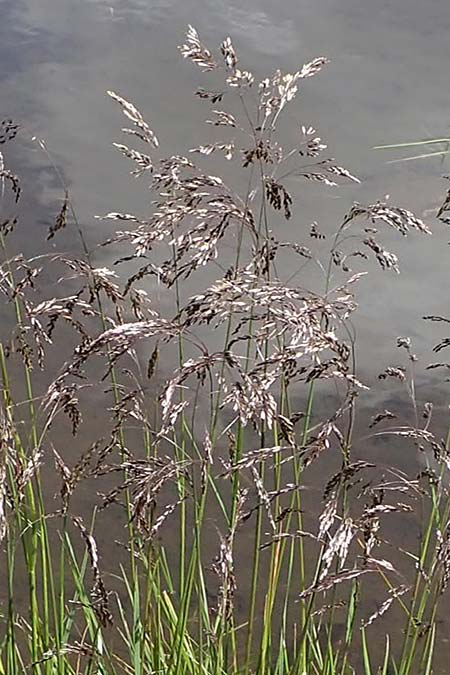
[374,132,450,164]
[1,26,450,675]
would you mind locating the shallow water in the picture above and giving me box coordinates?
[1,0,450,669]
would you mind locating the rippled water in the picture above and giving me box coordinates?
[2,0,450,366]
[2,0,450,667]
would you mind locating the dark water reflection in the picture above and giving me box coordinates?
[2,0,450,669]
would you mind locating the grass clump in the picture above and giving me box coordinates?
[1,25,450,675]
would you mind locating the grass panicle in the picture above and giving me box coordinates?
[0,26,449,675]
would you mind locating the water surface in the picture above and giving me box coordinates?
[1,0,450,667]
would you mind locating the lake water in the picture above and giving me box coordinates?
[2,0,450,374]
[2,0,450,670]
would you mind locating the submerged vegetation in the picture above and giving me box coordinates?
[1,26,450,675]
